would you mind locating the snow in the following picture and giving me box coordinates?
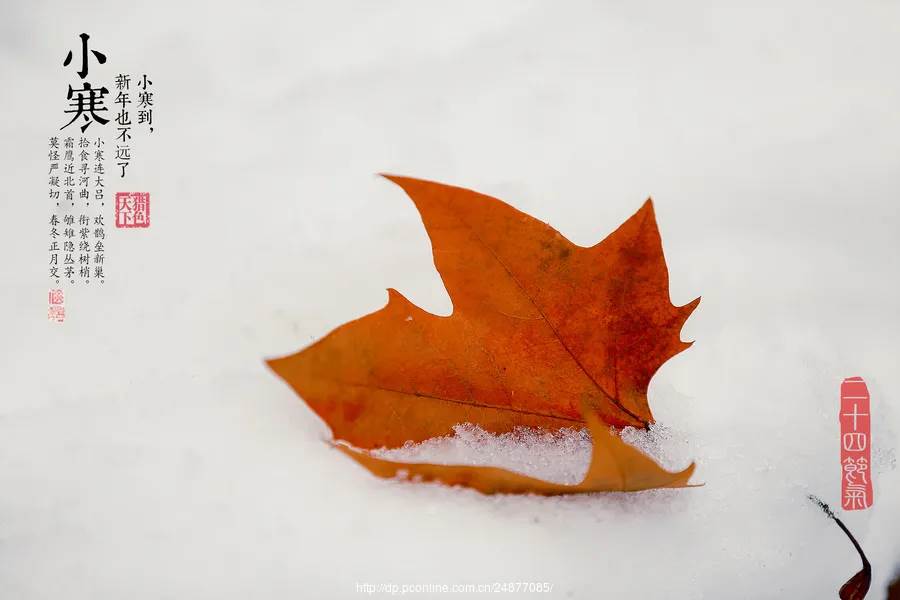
[371,422,696,489]
[374,425,596,486]
[2,1,899,598]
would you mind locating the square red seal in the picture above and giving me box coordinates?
[115,192,150,228]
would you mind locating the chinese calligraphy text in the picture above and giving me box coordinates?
[61,33,108,133]
[840,377,873,510]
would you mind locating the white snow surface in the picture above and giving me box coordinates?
[2,1,899,599]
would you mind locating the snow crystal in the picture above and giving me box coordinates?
[373,424,594,485]
[371,423,693,487]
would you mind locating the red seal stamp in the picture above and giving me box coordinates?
[115,191,150,228]
[48,288,65,323]
[840,377,873,510]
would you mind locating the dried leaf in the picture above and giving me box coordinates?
[268,176,698,450]
[809,495,872,599]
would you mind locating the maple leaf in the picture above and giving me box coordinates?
[336,402,696,494]
[268,175,698,451]
[809,495,872,600]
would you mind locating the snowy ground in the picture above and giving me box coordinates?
[2,1,899,598]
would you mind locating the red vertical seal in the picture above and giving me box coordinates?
[840,377,872,510]
[47,288,65,323]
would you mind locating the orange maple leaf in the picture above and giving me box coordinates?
[268,175,699,453]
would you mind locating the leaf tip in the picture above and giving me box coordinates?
[676,461,698,485]
[676,296,701,339]
[377,171,402,182]
[638,196,656,219]
[655,461,700,489]
[378,172,420,190]
[264,354,288,377]
[606,196,658,244]
[384,287,415,313]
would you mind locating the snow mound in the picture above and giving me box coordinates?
[370,422,690,486]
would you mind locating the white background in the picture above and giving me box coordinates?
[1,1,898,598]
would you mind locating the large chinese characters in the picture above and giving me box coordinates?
[839,377,873,510]
[61,33,109,133]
